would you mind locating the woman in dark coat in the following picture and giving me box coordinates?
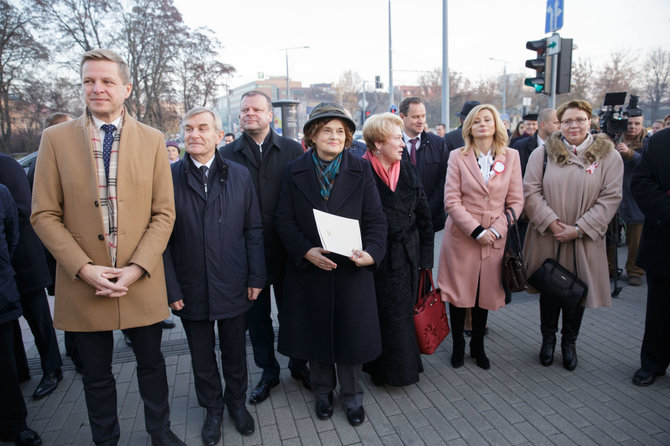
[275,103,387,427]
[360,113,433,386]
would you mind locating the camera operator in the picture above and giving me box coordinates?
[608,104,649,286]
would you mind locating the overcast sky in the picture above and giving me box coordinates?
[174,0,670,90]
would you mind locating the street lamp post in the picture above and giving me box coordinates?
[281,46,309,100]
[489,57,509,115]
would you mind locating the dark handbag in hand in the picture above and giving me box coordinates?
[413,269,450,355]
[528,242,588,316]
[502,208,528,300]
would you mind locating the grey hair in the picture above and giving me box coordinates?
[182,106,223,132]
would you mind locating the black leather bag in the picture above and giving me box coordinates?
[528,242,588,316]
[502,208,528,299]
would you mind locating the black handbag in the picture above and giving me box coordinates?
[502,207,528,302]
[528,242,588,316]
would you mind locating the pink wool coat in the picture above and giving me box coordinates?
[437,147,524,310]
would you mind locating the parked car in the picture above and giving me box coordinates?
[17,152,38,174]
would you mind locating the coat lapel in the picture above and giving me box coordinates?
[291,151,326,211]
[326,151,362,213]
[463,150,488,192]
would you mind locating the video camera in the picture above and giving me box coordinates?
[597,92,642,140]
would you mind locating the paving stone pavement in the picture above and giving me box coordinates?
[6,243,670,445]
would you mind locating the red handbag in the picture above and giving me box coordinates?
[413,269,450,355]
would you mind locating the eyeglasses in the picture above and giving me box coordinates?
[560,117,589,126]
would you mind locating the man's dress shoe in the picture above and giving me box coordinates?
[32,369,63,400]
[249,377,279,404]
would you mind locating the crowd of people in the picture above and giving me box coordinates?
[1,48,669,446]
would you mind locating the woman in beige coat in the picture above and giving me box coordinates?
[437,104,524,370]
[523,99,623,371]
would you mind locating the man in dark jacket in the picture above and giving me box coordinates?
[220,90,307,404]
[631,127,670,386]
[164,107,266,444]
[399,96,449,232]
[444,100,480,152]
[0,153,62,400]
[0,184,41,446]
[512,108,559,176]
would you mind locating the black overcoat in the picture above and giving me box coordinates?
[0,184,21,325]
[444,125,464,152]
[163,152,266,321]
[275,150,387,365]
[512,131,539,177]
[0,153,51,293]
[401,131,449,231]
[220,131,303,282]
[632,127,670,278]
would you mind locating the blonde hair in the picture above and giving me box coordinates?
[362,113,404,150]
[80,49,131,84]
[461,104,508,156]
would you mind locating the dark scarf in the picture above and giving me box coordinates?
[312,150,342,201]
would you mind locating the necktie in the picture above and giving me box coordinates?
[101,124,116,180]
[199,165,209,195]
[409,138,419,165]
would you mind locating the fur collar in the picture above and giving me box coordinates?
[545,132,614,166]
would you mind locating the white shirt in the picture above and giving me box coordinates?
[92,114,123,143]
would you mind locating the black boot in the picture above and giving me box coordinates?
[561,306,585,371]
[539,295,560,366]
[470,306,490,370]
[449,305,465,368]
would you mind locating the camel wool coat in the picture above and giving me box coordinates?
[31,113,175,331]
[522,133,623,308]
[437,147,524,311]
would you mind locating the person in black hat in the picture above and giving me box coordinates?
[275,102,387,427]
[444,100,481,152]
[510,113,538,147]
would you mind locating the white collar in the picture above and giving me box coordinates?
[191,154,215,170]
[92,114,123,131]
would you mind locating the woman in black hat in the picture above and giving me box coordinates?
[275,103,387,427]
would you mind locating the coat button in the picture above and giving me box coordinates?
[94,200,99,207]
[485,196,490,202]
[98,234,104,241]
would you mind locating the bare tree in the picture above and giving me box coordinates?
[592,50,639,108]
[335,70,362,122]
[0,0,48,153]
[642,48,670,121]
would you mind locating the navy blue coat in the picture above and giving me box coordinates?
[163,152,266,321]
[0,184,21,325]
[276,149,387,365]
[0,153,51,294]
[401,131,449,231]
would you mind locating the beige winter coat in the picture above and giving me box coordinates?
[522,132,623,308]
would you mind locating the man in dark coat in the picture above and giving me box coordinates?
[512,108,559,176]
[509,112,538,147]
[220,90,307,404]
[0,152,62,400]
[0,184,42,446]
[164,107,265,444]
[631,127,670,386]
[399,96,449,232]
[444,100,480,152]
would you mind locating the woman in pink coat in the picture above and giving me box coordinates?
[437,104,524,370]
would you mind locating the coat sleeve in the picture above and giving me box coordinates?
[490,149,524,238]
[31,131,95,279]
[576,151,623,240]
[409,166,434,268]
[444,151,482,236]
[426,137,449,231]
[162,233,183,304]
[1,187,19,258]
[523,147,561,234]
[242,169,267,289]
[632,133,670,223]
[359,162,387,267]
[127,134,176,275]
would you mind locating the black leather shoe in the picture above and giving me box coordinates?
[539,339,555,366]
[150,429,186,446]
[32,369,63,400]
[158,319,176,329]
[315,392,333,420]
[474,353,490,370]
[290,367,311,390]
[0,428,42,446]
[632,368,664,386]
[249,377,279,404]
[562,344,577,371]
[344,406,365,426]
[201,413,222,446]
[228,406,254,436]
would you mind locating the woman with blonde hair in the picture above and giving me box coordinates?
[437,104,524,369]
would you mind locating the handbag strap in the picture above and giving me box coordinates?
[417,269,436,305]
[554,242,579,274]
[505,207,523,257]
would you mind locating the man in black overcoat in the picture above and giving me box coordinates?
[220,90,308,404]
[444,100,480,152]
[631,127,670,386]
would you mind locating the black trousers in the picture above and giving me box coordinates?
[0,321,28,435]
[72,324,170,445]
[181,314,247,414]
[310,361,363,409]
[13,288,62,376]
[539,295,585,345]
[246,281,306,380]
[640,273,670,374]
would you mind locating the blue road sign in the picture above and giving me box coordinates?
[545,0,564,33]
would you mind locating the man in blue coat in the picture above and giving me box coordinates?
[163,107,266,445]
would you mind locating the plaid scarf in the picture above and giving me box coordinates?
[86,108,122,266]
[312,150,342,201]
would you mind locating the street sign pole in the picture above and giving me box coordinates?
[548,33,560,108]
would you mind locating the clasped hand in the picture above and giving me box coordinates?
[78,263,144,298]
[549,220,580,242]
[305,247,375,270]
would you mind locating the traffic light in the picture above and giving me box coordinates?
[524,38,550,94]
[555,38,572,95]
[365,110,371,118]
[375,75,383,89]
